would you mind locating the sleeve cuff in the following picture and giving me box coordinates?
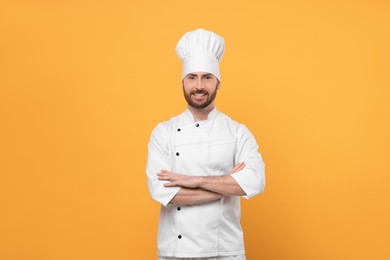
[150,183,181,207]
[231,169,265,199]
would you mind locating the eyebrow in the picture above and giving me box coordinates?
[186,73,214,77]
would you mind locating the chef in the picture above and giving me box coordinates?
[146,28,265,260]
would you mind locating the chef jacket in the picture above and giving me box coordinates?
[146,107,265,258]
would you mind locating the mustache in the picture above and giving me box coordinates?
[191,89,208,95]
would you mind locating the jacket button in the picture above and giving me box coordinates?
[195,123,199,127]
[177,128,181,132]
[177,207,181,211]
[178,235,182,239]
[176,152,180,156]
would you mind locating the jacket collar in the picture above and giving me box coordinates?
[184,107,218,122]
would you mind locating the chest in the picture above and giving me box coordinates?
[170,121,237,175]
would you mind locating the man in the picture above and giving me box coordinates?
[146,28,265,260]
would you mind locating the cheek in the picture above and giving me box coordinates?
[206,83,219,92]
[183,86,192,94]
[183,83,199,94]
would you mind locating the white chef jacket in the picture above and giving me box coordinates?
[146,107,265,258]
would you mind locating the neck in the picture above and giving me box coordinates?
[188,103,215,121]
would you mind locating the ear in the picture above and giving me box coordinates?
[217,81,221,90]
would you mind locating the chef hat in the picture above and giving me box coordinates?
[176,28,225,81]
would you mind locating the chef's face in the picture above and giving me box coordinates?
[182,72,220,109]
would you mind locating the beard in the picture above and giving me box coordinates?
[183,85,218,109]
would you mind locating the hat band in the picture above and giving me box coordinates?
[182,54,220,81]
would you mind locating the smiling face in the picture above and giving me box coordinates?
[182,72,220,110]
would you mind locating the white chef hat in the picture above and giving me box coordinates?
[176,28,225,81]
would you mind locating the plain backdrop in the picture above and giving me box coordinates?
[0,1,389,259]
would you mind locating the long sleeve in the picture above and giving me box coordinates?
[230,124,265,199]
[146,123,180,206]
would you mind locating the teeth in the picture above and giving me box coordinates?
[194,93,205,96]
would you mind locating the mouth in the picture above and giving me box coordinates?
[191,90,208,96]
[191,92,208,101]
[193,93,207,97]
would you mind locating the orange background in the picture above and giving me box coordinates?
[1,1,389,259]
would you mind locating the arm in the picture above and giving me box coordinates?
[197,174,246,196]
[146,123,181,206]
[230,124,265,199]
[157,162,247,197]
[158,124,265,200]
[169,187,224,205]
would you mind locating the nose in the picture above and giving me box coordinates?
[195,77,205,89]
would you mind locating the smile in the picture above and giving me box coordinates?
[193,93,207,96]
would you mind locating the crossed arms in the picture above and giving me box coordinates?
[157,162,246,205]
[146,122,265,207]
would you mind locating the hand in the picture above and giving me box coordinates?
[229,162,245,175]
[157,170,201,188]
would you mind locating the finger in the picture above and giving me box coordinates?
[163,182,177,187]
[232,162,244,171]
[162,169,174,174]
[236,162,244,167]
[237,162,245,170]
[230,162,246,174]
[236,164,245,172]
[158,174,170,180]
[158,172,174,176]
[159,177,174,182]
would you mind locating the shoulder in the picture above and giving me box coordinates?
[151,111,185,137]
[216,111,253,138]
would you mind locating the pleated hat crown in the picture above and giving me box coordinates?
[176,28,225,81]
